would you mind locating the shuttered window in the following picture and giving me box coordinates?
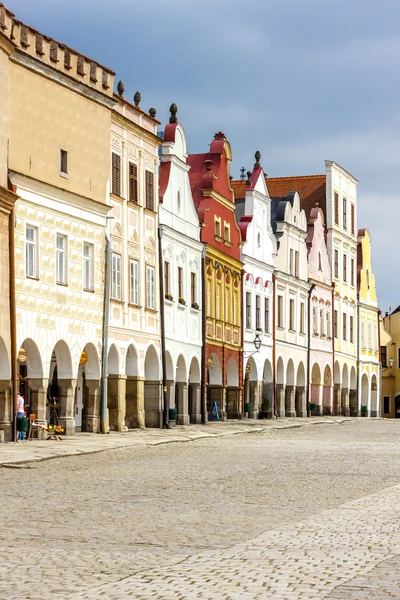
[334,192,339,225]
[129,162,138,204]
[112,153,121,196]
[145,170,154,211]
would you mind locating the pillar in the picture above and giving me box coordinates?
[189,382,201,424]
[349,389,357,417]
[58,378,76,436]
[285,385,296,417]
[84,379,101,432]
[323,386,333,416]
[296,386,307,418]
[166,379,175,417]
[0,380,12,441]
[341,387,350,417]
[334,384,342,416]
[126,375,145,429]
[107,374,127,432]
[29,378,48,439]
[144,380,162,428]
[249,381,260,418]
[276,383,286,418]
[176,382,189,425]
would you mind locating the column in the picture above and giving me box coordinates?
[107,374,127,432]
[166,380,175,423]
[58,378,76,436]
[276,384,286,418]
[126,375,145,429]
[285,385,296,417]
[84,379,101,432]
[334,384,342,416]
[189,382,201,424]
[29,378,48,439]
[341,387,350,416]
[323,386,333,415]
[176,382,189,425]
[297,386,307,418]
[0,380,12,441]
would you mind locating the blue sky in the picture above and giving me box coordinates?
[9,0,400,312]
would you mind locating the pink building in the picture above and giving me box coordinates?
[306,207,334,415]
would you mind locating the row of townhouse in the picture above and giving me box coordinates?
[0,4,380,441]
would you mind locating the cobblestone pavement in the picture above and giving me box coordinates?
[1,419,400,599]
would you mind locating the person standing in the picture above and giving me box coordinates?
[17,394,25,441]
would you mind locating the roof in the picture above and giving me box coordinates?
[266,175,326,219]
[232,180,246,200]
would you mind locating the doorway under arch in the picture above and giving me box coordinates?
[323,365,333,415]
[125,343,143,429]
[107,344,125,431]
[75,342,101,432]
[207,352,222,418]
[226,356,240,419]
[295,362,307,417]
[144,344,162,427]
[361,373,369,417]
[175,354,189,425]
[188,356,201,424]
[48,340,74,435]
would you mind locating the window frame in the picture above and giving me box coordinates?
[111,252,122,301]
[25,224,38,279]
[111,152,121,197]
[264,297,270,334]
[145,170,155,211]
[129,259,139,305]
[128,161,139,204]
[246,292,252,329]
[83,241,94,292]
[146,265,156,309]
[191,272,197,306]
[60,148,68,177]
[334,249,339,279]
[277,295,283,328]
[56,233,67,285]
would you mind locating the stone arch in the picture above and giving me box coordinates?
[261,359,274,413]
[189,356,201,384]
[0,336,11,380]
[276,356,284,385]
[176,354,187,383]
[334,361,341,385]
[370,374,378,417]
[311,363,322,385]
[323,364,333,415]
[342,364,349,390]
[75,342,101,433]
[244,355,258,416]
[19,338,43,379]
[144,344,162,428]
[0,337,12,441]
[296,362,307,417]
[81,342,101,381]
[126,343,139,377]
[208,353,222,386]
[107,344,124,432]
[207,353,223,419]
[226,356,240,419]
[285,359,296,417]
[226,357,239,387]
[125,342,142,430]
[52,340,72,380]
[47,340,74,434]
[108,344,120,375]
[165,350,174,381]
[324,365,332,386]
[286,359,295,386]
[245,355,258,381]
[144,344,161,381]
[174,354,189,425]
[296,362,306,387]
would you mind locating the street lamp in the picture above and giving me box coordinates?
[244,333,262,358]
[389,357,394,368]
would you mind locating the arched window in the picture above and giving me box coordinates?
[257,232,261,248]
[318,252,322,271]
[177,191,181,214]
[366,268,370,290]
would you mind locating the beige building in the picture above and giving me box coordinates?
[106,86,162,430]
[381,308,400,418]
[0,5,115,436]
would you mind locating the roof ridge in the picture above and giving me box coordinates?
[265,174,325,180]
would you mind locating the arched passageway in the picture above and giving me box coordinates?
[48,340,74,435]
[349,366,357,416]
[0,337,12,440]
[125,343,143,429]
[333,361,341,415]
[323,365,333,415]
[144,345,162,427]
[361,373,369,417]
[188,356,201,424]
[226,356,240,419]
[244,356,258,417]
[370,375,378,417]
[207,353,223,418]
[107,344,126,432]
[295,362,307,417]
[75,342,101,432]
[17,339,45,435]
[342,364,350,416]
[175,354,189,425]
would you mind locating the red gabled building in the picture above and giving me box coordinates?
[188,132,244,419]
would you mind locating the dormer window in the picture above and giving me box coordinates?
[214,217,221,239]
[224,223,230,242]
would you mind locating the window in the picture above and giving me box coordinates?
[343,198,347,230]
[83,242,94,291]
[343,313,347,340]
[264,298,270,334]
[191,272,197,305]
[326,312,331,338]
[112,253,121,300]
[289,249,293,275]
[361,322,365,349]
[164,261,170,296]
[351,204,355,235]
[343,254,347,283]
[129,162,138,204]
[216,283,222,319]
[206,281,211,315]
[295,251,299,277]
[368,323,372,349]
[56,234,67,285]
[60,149,68,175]
[320,309,324,336]
[318,252,322,272]
[313,307,318,335]
[289,299,295,331]
[277,295,283,328]
[111,153,121,196]
[300,302,305,334]
[145,170,154,210]
[224,222,230,242]
[350,315,354,343]
[178,266,184,300]
[384,396,390,414]
[373,324,377,351]
[366,269,370,290]
[381,346,387,368]
[246,292,252,329]
[130,259,139,305]
[351,258,355,286]
[398,347,400,369]
[26,225,38,279]
[233,289,239,325]
[177,191,181,214]
[214,217,221,238]
[256,295,261,329]
[146,266,155,309]
[334,249,339,279]
[334,310,338,338]
[225,286,230,323]
[334,192,339,225]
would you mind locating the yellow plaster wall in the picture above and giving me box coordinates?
[382,313,400,418]
[0,46,10,188]
[9,62,111,204]
[359,230,377,305]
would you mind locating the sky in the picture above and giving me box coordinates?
[8,0,400,313]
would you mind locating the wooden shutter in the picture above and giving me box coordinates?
[112,153,121,196]
[129,163,138,203]
[334,193,339,225]
[351,204,355,235]
[145,170,154,210]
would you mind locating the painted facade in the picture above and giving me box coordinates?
[306,207,334,415]
[380,309,400,418]
[233,154,276,417]
[271,191,309,418]
[188,133,243,419]
[357,228,380,416]
[159,107,203,424]
[107,89,162,430]
[2,8,115,436]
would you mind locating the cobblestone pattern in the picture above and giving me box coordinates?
[1,420,400,599]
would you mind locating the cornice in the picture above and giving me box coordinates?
[0,185,18,212]
[112,112,162,148]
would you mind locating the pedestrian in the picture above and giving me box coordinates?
[17,394,25,441]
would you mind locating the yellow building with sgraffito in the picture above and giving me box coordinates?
[0,4,115,436]
[357,228,380,415]
[380,308,400,418]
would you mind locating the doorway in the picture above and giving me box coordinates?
[395,396,400,419]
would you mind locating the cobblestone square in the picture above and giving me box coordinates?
[1,419,400,599]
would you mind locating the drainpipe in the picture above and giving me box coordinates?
[9,204,17,442]
[356,292,360,417]
[200,246,207,423]
[272,273,277,417]
[100,225,111,434]
[307,283,316,417]
[158,226,170,429]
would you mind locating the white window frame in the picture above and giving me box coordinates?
[130,259,139,305]
[146,265,155,309]
[112,253,121,300]
[56,233,67,285]
[25,224,38,279]
[83,242,94,292]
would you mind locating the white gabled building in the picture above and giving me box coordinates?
[158,106,203,424]
[233,153,276,417]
